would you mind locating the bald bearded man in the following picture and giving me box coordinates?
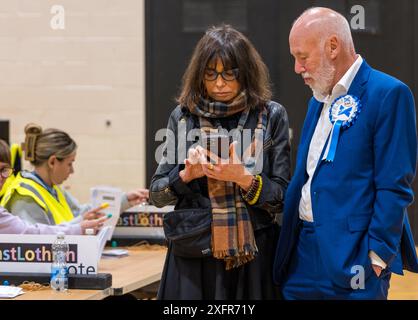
[273,7,418,299]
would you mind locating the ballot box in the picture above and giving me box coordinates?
[0,227,112,275]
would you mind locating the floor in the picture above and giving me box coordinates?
[389,270,418,300]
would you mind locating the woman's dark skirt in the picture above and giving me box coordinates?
[157,224,281,300]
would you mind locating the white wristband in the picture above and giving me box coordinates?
[85,228,95,235]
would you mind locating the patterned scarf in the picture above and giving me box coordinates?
[189,91,248,118]
[190,93,267,270]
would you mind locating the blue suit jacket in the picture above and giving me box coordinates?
[274,60,418,289]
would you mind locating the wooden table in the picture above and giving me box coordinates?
[12,288,111,300]
[4,248,167,300]
[388,270,418,300]
[10,247,418,300]
[100,248,167,296]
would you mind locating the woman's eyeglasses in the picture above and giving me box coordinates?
[204,68,239,81]
[0,167,14,178]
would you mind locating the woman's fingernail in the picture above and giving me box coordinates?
[100,202,110,209]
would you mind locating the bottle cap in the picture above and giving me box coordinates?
[3,280,9,286]
[111,240,117,248]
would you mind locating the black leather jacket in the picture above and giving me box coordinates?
[150,101,291,231]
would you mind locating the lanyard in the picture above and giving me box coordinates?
[32,172,58,198]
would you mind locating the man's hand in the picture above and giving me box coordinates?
[372,264,383,277]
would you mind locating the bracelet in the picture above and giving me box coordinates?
[247,175,262,205]
[240,175,262,205]
[240,175,258,201]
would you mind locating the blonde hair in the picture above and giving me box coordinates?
[23,123,77,166]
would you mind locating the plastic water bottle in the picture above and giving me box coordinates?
[50,233,69,292]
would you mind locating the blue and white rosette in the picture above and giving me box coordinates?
[323,94,362,162]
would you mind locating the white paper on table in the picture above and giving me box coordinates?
[0,286,24,298]
[102,249,129,257]
[96,226,114,258]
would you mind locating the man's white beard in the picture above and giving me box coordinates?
[305,57,336,99]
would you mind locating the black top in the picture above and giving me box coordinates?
[150,101,291,230]
[150,101,291,300]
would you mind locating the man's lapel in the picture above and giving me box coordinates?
[312,60,372,174]
[347,60,371,99]
[296,99,323,178]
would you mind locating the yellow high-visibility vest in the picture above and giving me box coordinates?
[1,172,74,225]
[0,143,22,198]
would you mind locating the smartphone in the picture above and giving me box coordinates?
[204,133,230,160]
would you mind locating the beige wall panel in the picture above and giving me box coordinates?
[0,0,146,203]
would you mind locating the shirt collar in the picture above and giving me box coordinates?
[315,55,363,104]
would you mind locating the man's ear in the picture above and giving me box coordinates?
[328,35,340,60]
[48,155,57,169]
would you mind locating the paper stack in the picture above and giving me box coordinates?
[90,186,123,229]
[0,286,24,299]
[102,249,129,258]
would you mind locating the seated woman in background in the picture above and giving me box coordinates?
[0,139,106,234]
[0,142,22,200]
[1,124,149,226]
